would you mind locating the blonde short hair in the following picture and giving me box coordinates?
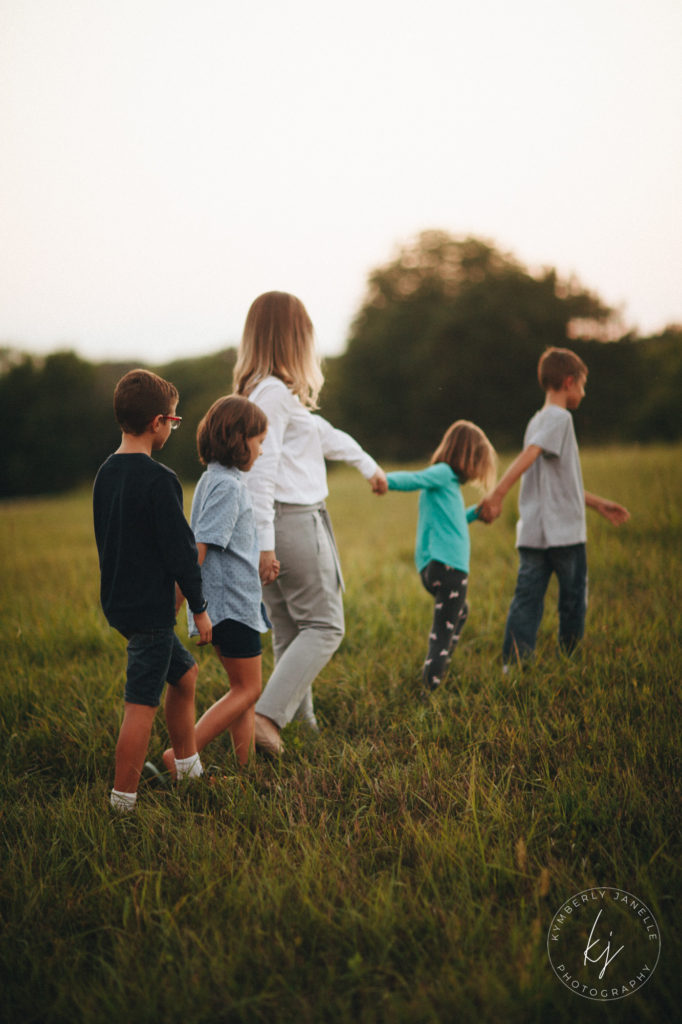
[233,291,324,409]
[431,420,497,491]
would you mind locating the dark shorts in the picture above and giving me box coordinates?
[212,618,261,659]
[122,628,196,707]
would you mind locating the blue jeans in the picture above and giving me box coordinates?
[503,544,587,663]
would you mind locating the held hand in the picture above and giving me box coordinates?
[193,609,212,646]
[478,494,502,523]
[259,550,280,585]
[370,469,388,495]
[599,500,630,526]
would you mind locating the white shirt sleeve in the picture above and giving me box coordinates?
[245,379,291,550]
[314,416,379,479]
[245,378,380,550]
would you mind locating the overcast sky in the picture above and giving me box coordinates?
[1,0,681,364]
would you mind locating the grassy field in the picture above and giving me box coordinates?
[1,444,680,1023]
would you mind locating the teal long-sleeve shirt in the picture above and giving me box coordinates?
[387,462,479,573]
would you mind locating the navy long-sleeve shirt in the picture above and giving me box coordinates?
[93,453,205,634]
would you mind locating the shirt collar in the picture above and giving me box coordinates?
[207,461,242,480]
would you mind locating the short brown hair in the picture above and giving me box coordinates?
[538,347,588,391]
[114,369,178,435]
[197,395,267,469]
[431,420,497,491]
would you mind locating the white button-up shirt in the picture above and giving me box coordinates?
[246,376,379,550]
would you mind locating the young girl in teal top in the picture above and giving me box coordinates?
[384,420,497,693]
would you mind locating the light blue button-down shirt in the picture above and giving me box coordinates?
[187,462,269,636]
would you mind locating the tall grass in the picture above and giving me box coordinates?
[1,445,680,1023]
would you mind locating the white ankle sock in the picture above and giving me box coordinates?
[174,753,203,780]
[110,789,137,812]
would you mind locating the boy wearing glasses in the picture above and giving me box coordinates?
[93,369,212,811]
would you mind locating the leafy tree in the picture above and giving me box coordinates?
[0,351,115,497]
[0,348,236,498]
[322,231,620,456]
[628,327,682,440]
[153,349,237,480]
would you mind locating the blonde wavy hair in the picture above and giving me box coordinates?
[431,420,497,491]
[233,291,324,409]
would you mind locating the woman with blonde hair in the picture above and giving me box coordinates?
[234,291,387,753]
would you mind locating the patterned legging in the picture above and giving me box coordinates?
[419,561,469,691]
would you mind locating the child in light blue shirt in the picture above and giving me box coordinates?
[189,462,270,640]
[166,395,277,768]
[383,420,497,694]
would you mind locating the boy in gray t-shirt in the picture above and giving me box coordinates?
[479,347,629,665]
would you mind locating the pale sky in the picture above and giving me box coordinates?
[1,0,681,364]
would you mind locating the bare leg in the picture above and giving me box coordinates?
[114,702,158,793]
[195,654,261,765]
[228,703,256,765]
[163,664,199,760]
[164,654,261,770]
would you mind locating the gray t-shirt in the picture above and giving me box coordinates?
[187,463,269,636]
[516,404,586,548]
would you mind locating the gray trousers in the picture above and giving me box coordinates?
[256,502,345,729]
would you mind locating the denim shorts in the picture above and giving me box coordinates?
[212,618,261,659]
[123,628,196,707]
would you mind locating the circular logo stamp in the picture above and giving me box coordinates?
[547,887,661,1001]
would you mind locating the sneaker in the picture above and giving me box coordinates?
[141,761,170,788]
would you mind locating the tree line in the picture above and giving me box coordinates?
[0,349,237,497]
[322,232,681,457]
[2,231,680,498]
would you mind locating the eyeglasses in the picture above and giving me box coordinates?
[161,415,182,430]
